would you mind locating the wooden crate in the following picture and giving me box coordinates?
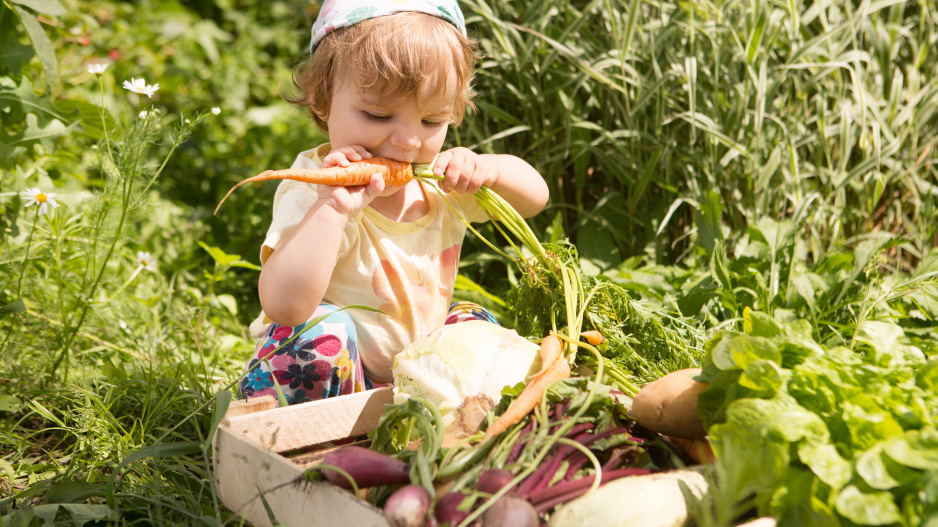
[212,387,395,527]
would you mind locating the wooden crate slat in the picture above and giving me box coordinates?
[222,387,394,453]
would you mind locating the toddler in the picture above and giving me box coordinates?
[239,0,549,404]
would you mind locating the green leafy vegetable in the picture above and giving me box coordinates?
[699,308,938,526]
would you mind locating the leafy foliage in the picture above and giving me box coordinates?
[698,309,938,526]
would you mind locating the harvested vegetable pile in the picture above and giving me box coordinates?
[306,378,706,527]
[699,308,938,526]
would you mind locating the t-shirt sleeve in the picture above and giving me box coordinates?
[260,180,319,265]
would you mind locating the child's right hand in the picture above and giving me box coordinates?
[317,146,385,217]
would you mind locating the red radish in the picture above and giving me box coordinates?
[321,445,411,489]
[481,495,538,527]
[384,484,431,527]
[477,468,514,495]
[434,491,472,526]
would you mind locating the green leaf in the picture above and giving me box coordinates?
[215,294,238,315]
[9,0,66,16]
[230,260,262,271]
[744,309,785,338]
[0,24,34,76]
[834,485,902,525]
[0,299,26,318]
[798,441,851,489]
[677,273,720,317]
[738,359,785,396]
[855,320,926,366]
[710,241,737,312]
[789,273,816,313]
[205,389,231,447]
[856,444,921,490]
[199,241,243,267]
[56,98,114,140]
[2,111,80,151]
[0,76,70,125]
[711,334,781,372]
[11,5,57,87]
[696,190,723,255]
[745,10,767,64]
[44,477,104,503]
[0,459,15,488]
[883,430,938,471]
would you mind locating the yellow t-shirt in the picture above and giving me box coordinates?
[249,144,488,382]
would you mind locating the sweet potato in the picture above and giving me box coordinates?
[630,368,708,439]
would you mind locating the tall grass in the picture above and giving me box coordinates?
[457,0,938,268]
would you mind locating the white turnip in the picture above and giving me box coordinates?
[384,484,432,527]
[481,496,538,527]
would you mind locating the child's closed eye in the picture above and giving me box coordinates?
[363,112,390,121]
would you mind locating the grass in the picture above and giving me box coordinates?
[1,0,937,525]
[456,0,938,268]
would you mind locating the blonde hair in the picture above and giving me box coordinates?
[284,12,478,131]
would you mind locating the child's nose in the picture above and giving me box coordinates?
[390,127,421,150]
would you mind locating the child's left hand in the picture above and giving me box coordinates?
[433,147,498,194]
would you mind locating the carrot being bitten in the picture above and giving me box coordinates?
[213,157,415,215]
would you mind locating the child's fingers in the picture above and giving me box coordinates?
[433,150,453,177]
[323,146,372,168]
[361,173,386,202]
[441,156,469,192]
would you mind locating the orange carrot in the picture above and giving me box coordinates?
[484,336,571,441]
[533,334,564,377]
[579,330,605,346]
[213,157,414,215]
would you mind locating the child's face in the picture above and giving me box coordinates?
[325,70,457,166]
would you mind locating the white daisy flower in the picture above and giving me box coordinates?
[139,110,149,119]
[211,107,221,115]
[87,63,108,75]
[21,187,60,216]
[136,251,158,271]
[122,78,159,98]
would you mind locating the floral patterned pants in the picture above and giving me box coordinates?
[238,302,498,405]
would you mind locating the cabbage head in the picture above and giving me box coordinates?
[392,320,541,437]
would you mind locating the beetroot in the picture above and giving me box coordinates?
[481,495,538,527]
[477,468,513,495]
[434,491,472,526]
[384,484,431,527]
[321,445,411,489]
